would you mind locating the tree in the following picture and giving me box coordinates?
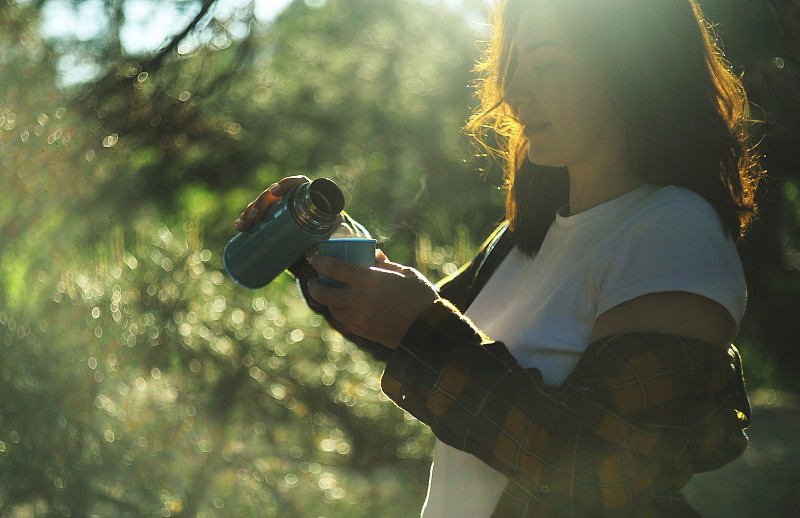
[702,0,800,387]
[1,0,490,516]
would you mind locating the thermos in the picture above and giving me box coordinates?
[223,178,345,289]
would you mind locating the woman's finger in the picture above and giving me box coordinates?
[373,255,405,273]
[274,175,310,194]
[234,185,279,232]
[251,176,310,218]
[234,175,311,232]
[306,278,354,310]
[308,261,439,347]
[252,185,280,214]
[309,254,389,285]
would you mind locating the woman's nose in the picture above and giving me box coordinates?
[503,72,526,116]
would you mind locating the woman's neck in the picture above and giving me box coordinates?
[567,163,643,216]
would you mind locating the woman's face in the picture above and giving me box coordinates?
[504,0,625,171]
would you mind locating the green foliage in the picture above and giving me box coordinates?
[1,216,432,516]
[66,0,505,259]
[2,1,474,515]
[703,0,800,388]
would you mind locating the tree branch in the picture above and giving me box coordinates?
[78,0,220,101]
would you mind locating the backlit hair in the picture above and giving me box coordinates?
[466,0,764,252]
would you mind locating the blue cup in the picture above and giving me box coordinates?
[317,239,377,287]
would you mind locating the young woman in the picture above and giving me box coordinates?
[235,0,762,515]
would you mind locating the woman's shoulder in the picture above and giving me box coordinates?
[595,184,742,282]
[595,185,747,324]
[641,184,719,216]
[622,185,728,238]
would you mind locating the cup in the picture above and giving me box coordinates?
[317,238,377,287]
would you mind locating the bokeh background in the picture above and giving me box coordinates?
[1,0,798,516]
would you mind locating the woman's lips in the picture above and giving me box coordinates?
[523,123,549,138]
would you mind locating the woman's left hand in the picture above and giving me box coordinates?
[306,251,440,349]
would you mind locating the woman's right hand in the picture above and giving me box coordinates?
[233,175,310,232]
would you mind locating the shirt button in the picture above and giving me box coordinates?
[540,484,551,494]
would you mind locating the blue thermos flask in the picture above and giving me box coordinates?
[223,178,345,289]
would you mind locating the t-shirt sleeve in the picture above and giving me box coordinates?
[595,194,747,325]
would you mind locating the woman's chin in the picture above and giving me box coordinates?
[527,150,561,168]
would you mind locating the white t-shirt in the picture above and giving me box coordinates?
[420,185,747,518]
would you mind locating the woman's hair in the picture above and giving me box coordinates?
[466,0,764,253]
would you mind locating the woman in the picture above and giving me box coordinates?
[235,0,761,515]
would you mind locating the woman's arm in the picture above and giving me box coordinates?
[306,227,750,513]
[380,299,750,514]
[293,221,512,361]
[592,291,737,345]
[231,176,397,361]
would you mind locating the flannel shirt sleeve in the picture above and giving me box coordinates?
[381,299,750,516]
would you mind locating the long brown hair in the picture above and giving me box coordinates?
[466,0,764,253]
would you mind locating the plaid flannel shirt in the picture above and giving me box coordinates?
[295,221,750,516]
[381,300,750,517]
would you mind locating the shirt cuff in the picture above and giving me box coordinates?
[403,299,488,349]
[381,299,488,416]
